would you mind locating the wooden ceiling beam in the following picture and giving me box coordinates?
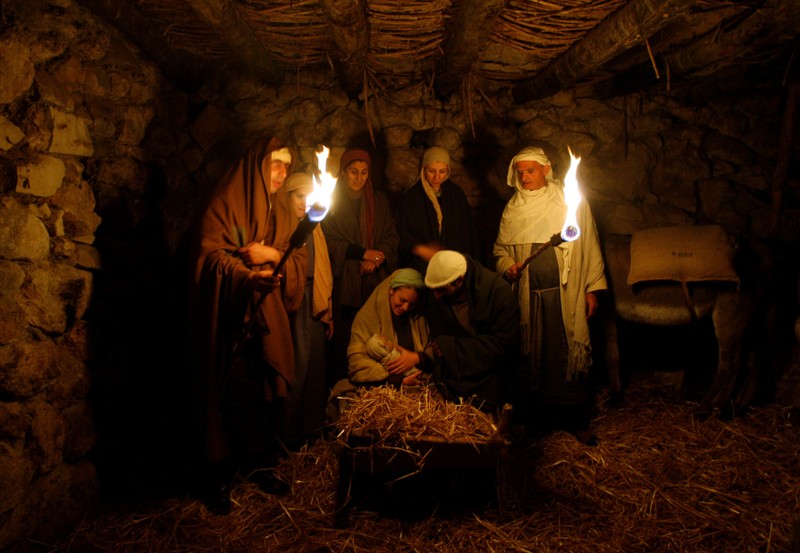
[665,0,800,78]
[512,0,696,103]
[595,0,800,98]
[185,0,283,85]
[318,0,368,99]
[434,0,508,100]
[75,0,206,89]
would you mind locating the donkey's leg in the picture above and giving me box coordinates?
[702,292,745,412]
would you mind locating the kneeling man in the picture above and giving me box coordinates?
[423,250,520,411]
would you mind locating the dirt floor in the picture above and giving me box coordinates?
[39,374,800,552]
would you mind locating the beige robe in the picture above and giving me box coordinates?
[347,270,430,383]
[494,182,607,380]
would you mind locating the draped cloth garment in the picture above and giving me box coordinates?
[396,179,480,273]
[494,170,606,383]
[322,150,398,309]
[347,270,430,384]
[189,136,302,463]
[274,176,334,444]
[425,256,520,410]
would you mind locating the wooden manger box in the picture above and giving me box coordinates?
[333,386,512,520]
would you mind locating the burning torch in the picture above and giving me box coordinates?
[518,147,583,273]
[268,146,336,275]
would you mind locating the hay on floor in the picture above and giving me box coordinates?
[58,375,800,553]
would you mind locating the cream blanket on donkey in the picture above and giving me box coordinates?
[627,225,739,286]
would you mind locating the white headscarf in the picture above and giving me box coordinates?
[271,147,292,164]
[419,146,451,233]
[496,147,565,245]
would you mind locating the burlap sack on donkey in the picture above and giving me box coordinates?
[627,225,739,286]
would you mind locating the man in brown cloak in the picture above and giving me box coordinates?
[189,136,305,513]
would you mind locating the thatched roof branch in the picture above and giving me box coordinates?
[319,0,369,99]
[512,0,696,103]
[77,0,799,102]
[185,0,283,84]
[434,0,508,100]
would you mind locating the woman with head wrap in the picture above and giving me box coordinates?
[189,136,299,513]
[326,268,432,420]
[321,148,399,386]
[395,146,481,274]
[348,268,432,385]
[493,146,607,442]
[274,173,334,450]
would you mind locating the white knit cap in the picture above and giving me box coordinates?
[271,147,292,164]
[424,250,467,288]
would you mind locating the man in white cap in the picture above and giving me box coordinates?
[423,250,520,411]
[493,146,606,443]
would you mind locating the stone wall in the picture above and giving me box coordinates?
[174,68,799,262]
[1,0,798,548]
[0,0,188,547]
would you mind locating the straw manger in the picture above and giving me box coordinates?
[334,384,503,447]
[331,385,513,510]
[59,375,800,552]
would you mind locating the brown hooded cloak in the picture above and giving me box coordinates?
[190,136,304,463]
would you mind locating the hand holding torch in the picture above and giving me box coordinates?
[230,146,336,360]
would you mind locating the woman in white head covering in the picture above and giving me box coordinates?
[395,146,481,274]
[493,146,607,440]
[277,173,334,449]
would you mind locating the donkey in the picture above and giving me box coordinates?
[601,231,759,415]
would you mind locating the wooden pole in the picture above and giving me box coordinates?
[768,78,800,241]
[518,233,564,273]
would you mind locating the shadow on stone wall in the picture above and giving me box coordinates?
[85,161,201,502]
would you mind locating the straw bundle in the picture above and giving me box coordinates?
[238,0,330,66]
[334,384,501,446]
[477,0,626,79]
[367,0,452,79]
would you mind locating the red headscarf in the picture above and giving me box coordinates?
[338,148,375,249]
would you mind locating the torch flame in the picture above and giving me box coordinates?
[306,146,337,222]
[561,147,582,242]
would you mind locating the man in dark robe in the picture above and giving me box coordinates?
[422,250,520,411]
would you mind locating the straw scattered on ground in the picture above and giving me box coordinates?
[58,374,800,553]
